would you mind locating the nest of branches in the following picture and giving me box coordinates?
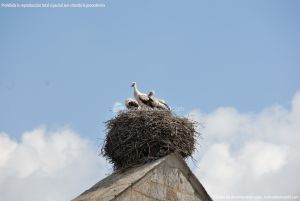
[101,109,199,170]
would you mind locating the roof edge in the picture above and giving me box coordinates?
[72,153,212,201]
[164,153,213,201]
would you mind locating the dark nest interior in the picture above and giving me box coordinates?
[101,109,199,170]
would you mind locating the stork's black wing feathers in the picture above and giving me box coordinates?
[161,102,170,110]
[128,101,139,108]
[139,95,154,108]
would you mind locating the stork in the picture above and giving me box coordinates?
[148,90,170,110]
[131,82,153,109]
[124,98,139,110]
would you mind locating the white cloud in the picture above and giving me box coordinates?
[2,92,300,201]
[113,102,125,113]
[0,127,108,201]
[190,91,300,200]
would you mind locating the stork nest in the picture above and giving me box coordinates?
[101,109,199,170]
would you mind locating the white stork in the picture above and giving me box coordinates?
[131,82,153,109]
[124,98,139,110]
[147,90,170,110]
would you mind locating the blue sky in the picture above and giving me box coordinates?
[1,1,300,200]
[1,0,299,141]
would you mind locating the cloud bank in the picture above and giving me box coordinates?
[1,92,299,201]
[0,127,107,201]
[190,92,300,200]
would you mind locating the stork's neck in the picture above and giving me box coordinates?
[133,85,140,96]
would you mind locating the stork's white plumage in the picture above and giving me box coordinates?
[148,90,170,110]
[131,82,153,108]
[125,98,139,109]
